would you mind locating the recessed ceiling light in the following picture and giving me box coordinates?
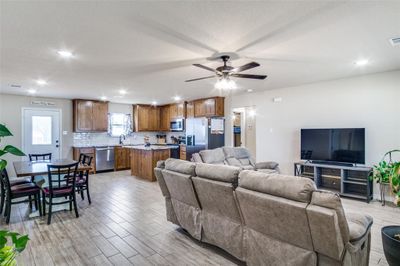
[119,89,127,95]
[36,79,47,86]
[354,59,369,66]
[57,50,73,58]
[247,89,253,92]
[27,89,37,94]
[100,96,107,101]
[151,101,157,106]
[173,96,181,101]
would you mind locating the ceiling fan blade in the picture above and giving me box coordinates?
[231,73,267,80]
[185,75,216,82]
[193,64,222,74]
[232,62,260,72]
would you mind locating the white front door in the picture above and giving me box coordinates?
[22,108,61,160]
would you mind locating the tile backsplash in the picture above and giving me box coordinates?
[73,132,185,147]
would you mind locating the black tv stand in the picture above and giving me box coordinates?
[294,161,373,202]
[309,160,354,167]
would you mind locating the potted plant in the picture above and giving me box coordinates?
[0,230,29,266]
[372,150,400,266]
[0,124,29,265]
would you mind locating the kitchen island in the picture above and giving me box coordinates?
[126,145,172,181]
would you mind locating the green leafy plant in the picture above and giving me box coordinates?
[371,149,400,207]
[0,230,29,266]
[0,124,25,172]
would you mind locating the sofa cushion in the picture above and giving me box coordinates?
[310,190,350,243]
[346,212,373,243]
[195,163,240,183]
[191,153,203,163]
[239,171,315,203]
[225,157,242,167]
[255,161,279,169]
[165,158,196,176]
[199,148,225,164]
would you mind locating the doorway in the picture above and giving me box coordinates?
[232,107,256,158]
[22,108,62,160]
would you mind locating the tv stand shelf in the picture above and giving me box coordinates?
[294,161,373,202]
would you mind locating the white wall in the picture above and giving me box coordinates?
[225,70,400,198]
[0,94,74,175]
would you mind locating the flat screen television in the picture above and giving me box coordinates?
[301,128,365,164]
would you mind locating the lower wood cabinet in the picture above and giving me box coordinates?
[114,147,131,170]
[72,147,96,173]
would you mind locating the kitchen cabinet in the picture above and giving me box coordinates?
[159,105,170,131]
[133,104,160,132]
[73,99,108,132]
[169,102,185,119]
[114,146,130,170]
[130,148,170,181]
[180,144,187,160]
[73,147,96,173]
[194,97,224,117]
[186,101,194,118]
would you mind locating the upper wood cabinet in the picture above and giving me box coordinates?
[186,101,194,118]
[194,97,224,117]
[133,104,160,132]
[73,99,108,132]
[159,105,170,131]
[169,102,185,119]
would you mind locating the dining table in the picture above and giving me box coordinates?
[12,158,92,217]
[13,158,92,178]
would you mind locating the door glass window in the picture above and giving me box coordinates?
[32,116,52,145]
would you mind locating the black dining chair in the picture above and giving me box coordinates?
[28,153,52,208]
[42,162,79,224]
[29,153,52,162]
[0,173,32,214]
[0,169,42,224]
[76,154,93,204]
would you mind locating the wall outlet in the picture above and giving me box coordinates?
[62,131,68,135]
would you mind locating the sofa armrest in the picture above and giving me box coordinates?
[346,212,373,250]
[255,161,279,170]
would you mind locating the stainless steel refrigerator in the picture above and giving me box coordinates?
[185,117,225,149]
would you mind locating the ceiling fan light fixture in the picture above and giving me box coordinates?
[215,78,236,90]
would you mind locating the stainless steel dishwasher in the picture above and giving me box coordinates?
[95,146,115,172]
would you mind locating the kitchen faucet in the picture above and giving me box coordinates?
[119,134,126,145]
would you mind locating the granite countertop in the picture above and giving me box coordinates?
[123,145,178,150]
[73,143,179,149]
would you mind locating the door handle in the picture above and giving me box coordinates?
[56,145,59,148]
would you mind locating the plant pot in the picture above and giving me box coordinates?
[382,226,400,266]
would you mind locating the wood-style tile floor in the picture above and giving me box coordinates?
[1,170,399,265]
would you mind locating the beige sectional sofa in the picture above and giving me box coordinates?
[154,158,373,266]
[191,146,280,174]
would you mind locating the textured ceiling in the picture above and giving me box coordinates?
[1,1,399,104]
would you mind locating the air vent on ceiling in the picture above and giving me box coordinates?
[389,37,400,47]
[10,84,21,88]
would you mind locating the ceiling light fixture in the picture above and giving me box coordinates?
[27,89,37,94]
[214,78,236,90]
[57,50,73,58]
[100,96,107,101]
[173,96,181,101]
[354,59,369,66]
[36,79,47,86]
[247,89,253,93]
[151,101,157,106]
[119,89,127,95]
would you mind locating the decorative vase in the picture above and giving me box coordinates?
[382,226,400,266]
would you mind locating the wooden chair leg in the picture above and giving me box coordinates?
[69,195,72,211]
[34,195,38,210]
[0,186,4,214]
[28,195,32,209]
[72,193,79,218]
[5,200,11,224]
[42,192,46,216]
[47,197,52,225]
[86,185,91,204]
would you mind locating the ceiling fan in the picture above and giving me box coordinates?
[185,55,267,83]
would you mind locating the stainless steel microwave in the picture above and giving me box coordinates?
[170,119,184,132]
